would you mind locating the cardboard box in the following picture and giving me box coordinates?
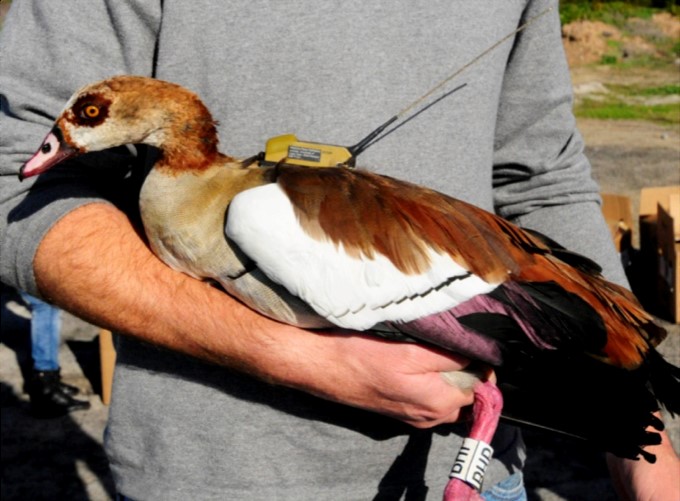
[639,186,680,323]
[99,329,116,405]
[601,193,633,252]
[656,192,680,322]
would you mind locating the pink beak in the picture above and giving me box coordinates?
[19,129,78,181]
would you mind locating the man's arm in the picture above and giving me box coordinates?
[34,202,474,428]
[0,0,472,430]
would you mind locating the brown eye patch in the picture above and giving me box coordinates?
[71,93,111,127]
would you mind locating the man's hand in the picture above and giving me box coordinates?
[279,331,474,427]
[34,203,473,427]
[606,421,680,501]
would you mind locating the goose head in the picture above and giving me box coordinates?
[20,75,221,180]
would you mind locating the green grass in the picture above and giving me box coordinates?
[576,99,680,123]
[626,57,674,68]
[607,83,680,95]
[638,84,680,95]
[597,52,678,70]
[575,81,680,123]
[560,1,659,26]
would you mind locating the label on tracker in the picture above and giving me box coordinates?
[288,145,322,163]
[449,437,494,491]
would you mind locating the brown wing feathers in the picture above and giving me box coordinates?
[277,166,528,281]
[276,165,665,371]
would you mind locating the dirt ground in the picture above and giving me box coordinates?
[562,13,680,67]
[1,9,679,501]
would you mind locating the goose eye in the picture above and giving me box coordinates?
[82,105,100,119]
[71,95,110,126]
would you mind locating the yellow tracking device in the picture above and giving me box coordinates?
[263,134,353,168]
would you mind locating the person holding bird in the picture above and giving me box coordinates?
[1,1,678,500]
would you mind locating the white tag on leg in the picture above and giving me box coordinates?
[449,437,494,491]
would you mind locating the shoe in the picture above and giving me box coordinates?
[27,370,91,418]
[58,380,81,397]
[23,368,81,396]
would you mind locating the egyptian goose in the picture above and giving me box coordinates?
[20,76,680,500]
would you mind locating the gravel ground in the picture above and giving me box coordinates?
[1,117,679,500]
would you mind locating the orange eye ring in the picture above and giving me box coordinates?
[83,105,100,118]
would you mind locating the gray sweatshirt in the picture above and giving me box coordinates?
[0,1,625,499]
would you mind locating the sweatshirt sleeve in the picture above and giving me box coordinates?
[0,0,162,295]
[491,0,627,286]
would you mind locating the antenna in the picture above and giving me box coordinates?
[261,8,553,169]
[348,7,552,159]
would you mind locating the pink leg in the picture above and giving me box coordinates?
[442,380,503,501]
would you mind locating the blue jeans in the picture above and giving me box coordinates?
[19,292,62,371]
[482,473,527,501]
